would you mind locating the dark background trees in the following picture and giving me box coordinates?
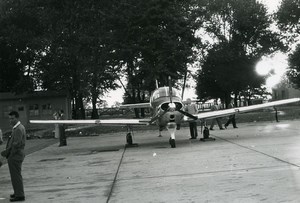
[0,0,296,117]
[195,0,285,107]
[277,0,300,90]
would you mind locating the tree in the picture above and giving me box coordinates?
[195,0,285,106]
[0,0,44,93]
[112,0,199,106]
[276,0,300,89]
[277,0,300,38]
[33,0,120,118]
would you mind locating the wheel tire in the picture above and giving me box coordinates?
[126,133,133,145]
[169,138,176,148]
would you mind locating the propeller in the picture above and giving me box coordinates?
[149,111,168,124]
[168,76,173,103]
[178,109,198,120]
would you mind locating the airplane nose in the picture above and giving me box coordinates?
[170,114,175,122]
[168,103,176,111]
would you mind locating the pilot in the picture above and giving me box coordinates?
[185,98,198,139]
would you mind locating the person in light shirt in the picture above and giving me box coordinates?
[185,98,198,139]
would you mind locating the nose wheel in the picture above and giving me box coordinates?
[125,125,138,147]
[169,138,176,148]
[126,133,133,145]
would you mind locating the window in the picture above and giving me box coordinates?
[29,104,39,116]
[42,104,52,115]
[3,106,13,118]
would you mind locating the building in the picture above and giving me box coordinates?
[0,91,71,131]
[272,82,300,100]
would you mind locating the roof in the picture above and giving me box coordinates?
[0,91,69,101]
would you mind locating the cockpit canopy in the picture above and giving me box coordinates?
[150,87,181,102]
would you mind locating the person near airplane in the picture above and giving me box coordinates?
[210,99,225,130]
[185,98,198,139]
[53,110,67,147]
[224,99,238,129]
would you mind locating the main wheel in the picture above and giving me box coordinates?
[169,138,176,148]
[126,133,133,145]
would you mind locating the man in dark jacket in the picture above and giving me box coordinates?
[1,111,26,202]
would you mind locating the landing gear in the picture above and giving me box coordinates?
[169,138,176,148]
[167,122,177,148]
[125,126,138,148]
[200,126,215,142]
[126,133,133,145]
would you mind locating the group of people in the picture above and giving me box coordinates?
[185,98,238,139]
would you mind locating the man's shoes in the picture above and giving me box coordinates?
[10,196,25,202]
[234,126,238,128]
[189,137,196,140]
[209,128,214,131]
[220,128,225,130]
[10,194,15,198]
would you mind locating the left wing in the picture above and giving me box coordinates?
[30,119,151,125]
[184,98,300,121]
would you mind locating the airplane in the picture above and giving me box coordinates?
[30,78,300,148]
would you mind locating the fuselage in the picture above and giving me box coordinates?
[149,87,184,128]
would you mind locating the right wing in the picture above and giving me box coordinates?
[184,98,300,121]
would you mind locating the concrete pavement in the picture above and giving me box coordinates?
[1,120,300,202]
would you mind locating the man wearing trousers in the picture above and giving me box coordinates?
[2,111,26,202]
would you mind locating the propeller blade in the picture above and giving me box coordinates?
[178,109,198,120]
[149,110,168,124]
[168,76,173,103]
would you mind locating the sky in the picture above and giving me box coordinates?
[103,0,285,107]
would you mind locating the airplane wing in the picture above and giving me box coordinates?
[30,118,151,125]
[184,98,300,121]
[120,103,151,109]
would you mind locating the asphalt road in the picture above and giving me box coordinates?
[1,120,300,202]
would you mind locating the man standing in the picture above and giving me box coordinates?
[2,111,26,202]
[185,98,198,139]
[225,99,238,129]
[210,99,225,130]
[53,110,67,147]
[58,110,67,147]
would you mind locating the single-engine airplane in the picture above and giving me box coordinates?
[30,78,300,148]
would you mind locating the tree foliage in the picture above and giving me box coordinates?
[112,0,199,105]
[277,0,300,35]
[277,0,300,89]
[196,0,284,106]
